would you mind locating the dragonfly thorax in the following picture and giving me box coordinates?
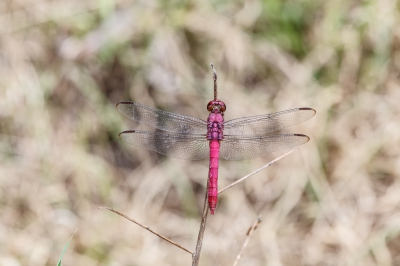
[207,112,224,141]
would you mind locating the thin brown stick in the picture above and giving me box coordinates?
[98,207,193,254]
[219,149,296,195]
[210,63,218,100]
[192,178,210,266]
[102,149,294,262]
[232,216,262,266]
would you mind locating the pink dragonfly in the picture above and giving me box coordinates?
[117,65,315,214]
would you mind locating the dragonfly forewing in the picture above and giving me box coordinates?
[220,134,310,160]
[117,102,207,134]
[223,107,316,136]
[119,130,209,160]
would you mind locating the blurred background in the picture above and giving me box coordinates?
[1,0,400,265]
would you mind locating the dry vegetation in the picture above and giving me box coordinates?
[1,0,400,265]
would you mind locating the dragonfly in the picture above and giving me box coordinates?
[117,65,316,215]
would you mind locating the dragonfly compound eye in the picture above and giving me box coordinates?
[218,101,226,112]
[207,101,214,111]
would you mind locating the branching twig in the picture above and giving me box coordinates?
[98,207,193,254]
[105,146,295,263]
[192,178,210,266]
[232,216,262,266]
[219,149,296,195]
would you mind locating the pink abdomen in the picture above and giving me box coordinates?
[208,140,220,214]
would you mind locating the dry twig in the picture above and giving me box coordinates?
[98,207,193,254]
[101,149,296,264]
[99,149,294,264]
[192,178,210,266]
[232,216,262,266]
[219,149,296,194]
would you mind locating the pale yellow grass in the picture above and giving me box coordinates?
[1,0,400,265]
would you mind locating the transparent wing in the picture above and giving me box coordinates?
[220,134,310,160]
[119,130,209,160]
[117,102,207,134]
[224,108,316,135]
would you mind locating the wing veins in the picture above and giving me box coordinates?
[117,102,207,134]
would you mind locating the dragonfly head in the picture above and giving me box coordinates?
[207,100,226,113]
